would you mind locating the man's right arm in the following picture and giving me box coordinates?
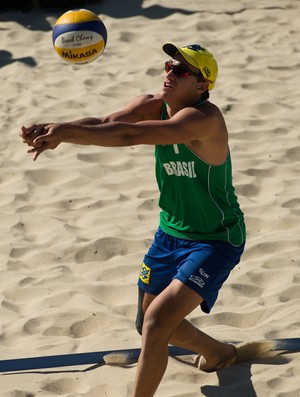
[64,94,160,125]
[20,94,160,146]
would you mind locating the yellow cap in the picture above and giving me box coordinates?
[162,43,218,90]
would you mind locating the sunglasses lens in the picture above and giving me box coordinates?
[172,65,184,77]
[165,61,172,73]
[165,62,189,77]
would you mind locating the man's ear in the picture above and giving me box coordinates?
[197,80,209,93]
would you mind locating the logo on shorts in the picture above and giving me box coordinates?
[189,268,209,288]
[189,275,205,288]
[199,268,209,279]
[139,262,151,284]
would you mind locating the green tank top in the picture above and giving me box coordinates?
[155,102,246,246]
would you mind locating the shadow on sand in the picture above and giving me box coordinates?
[201,354,290,397]
[0,0,198,30]
[0,50,37,68]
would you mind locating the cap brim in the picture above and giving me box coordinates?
[162,42,199,71]
[162,42,180,58]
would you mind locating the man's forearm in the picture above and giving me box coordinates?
[70,117,103,125]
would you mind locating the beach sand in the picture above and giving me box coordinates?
[0,0,299,396]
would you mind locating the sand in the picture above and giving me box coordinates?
[0,0,299,396]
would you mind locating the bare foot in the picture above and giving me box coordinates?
[198,344,237,373]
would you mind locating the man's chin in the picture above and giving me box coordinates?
[158,88,171,101]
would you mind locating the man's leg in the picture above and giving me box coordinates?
[169,318,236,371]
[132,279,234,397]
[139,286,235,368]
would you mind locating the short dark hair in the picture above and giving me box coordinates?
[202,90,210,100]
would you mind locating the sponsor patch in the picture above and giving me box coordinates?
[139,263,151,284]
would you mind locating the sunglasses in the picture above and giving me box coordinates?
[164,60,202,79]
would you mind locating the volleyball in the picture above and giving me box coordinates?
[52,9,107,65]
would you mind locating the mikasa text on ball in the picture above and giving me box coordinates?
[52,9,107,65]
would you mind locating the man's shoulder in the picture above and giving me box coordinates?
[192,101,225,128]
[128,94,164,120]
[131,94,164,106]
[174,100,222,123]
[194,100,221,116]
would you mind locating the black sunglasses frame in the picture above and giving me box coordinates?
[165,60,203,79]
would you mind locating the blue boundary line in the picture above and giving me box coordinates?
[0,339,299,373]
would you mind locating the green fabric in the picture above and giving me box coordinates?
[155,102,246,246]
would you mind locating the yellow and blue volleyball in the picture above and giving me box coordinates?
[52,9,107,65]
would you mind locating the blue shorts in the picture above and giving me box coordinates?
[138,227,245,313]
